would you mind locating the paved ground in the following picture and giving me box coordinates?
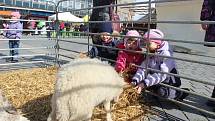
[0,35,215,121]
[0,35,89,71]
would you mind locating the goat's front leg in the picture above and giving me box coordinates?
[83,113,92,121]
[104,101,113,121]
[113,96,119,103]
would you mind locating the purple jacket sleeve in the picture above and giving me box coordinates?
[144,58,170,87]
[200,0,212,21]
[144,51,172,87]
[132,60,146,84]
[133,50,172,87]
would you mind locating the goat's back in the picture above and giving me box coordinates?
[55,58,124,110]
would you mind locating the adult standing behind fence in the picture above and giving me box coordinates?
[89,0,115,43]
[200,0,215,107]
[3,11,23,63]
[200,0,215,47]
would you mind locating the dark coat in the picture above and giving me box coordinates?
[88,36,119,62]
[200,0,215,46]
[89,0,115,35]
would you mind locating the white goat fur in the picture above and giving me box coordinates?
[48,58,125,121]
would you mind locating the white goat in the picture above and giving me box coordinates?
[0,90,29,121]
[48,58,126,121]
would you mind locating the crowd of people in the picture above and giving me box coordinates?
[24,20,88,38]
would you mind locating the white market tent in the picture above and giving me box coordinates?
[48,12,83,22]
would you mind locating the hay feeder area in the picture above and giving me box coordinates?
[0,67,150,121]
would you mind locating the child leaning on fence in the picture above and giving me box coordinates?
[88,32,120,64]
[115,30,145,83]
[131,29,189,101]
[3,11,23,63]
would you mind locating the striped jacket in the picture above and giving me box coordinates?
[132,41,178,87]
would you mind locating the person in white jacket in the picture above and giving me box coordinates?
[131,29,189,101]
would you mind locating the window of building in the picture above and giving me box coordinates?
[47,5,54,11]
[23,1,30,8]
[40,4,45,9]
[81,2,85,9]
[33,2,39,9]
[5,0,12,5]
[75,1,81,9]
[70,2,74,9]
[15,0,23,7]
[88,4,92,8]
[88,0,92,3]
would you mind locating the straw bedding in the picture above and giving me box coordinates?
[0,67,149,121]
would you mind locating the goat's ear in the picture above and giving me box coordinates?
[78,52,88,58]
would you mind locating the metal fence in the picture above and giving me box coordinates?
[54,0,215,119]
[0,18,57,70]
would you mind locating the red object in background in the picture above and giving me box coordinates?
[112,12,121,32]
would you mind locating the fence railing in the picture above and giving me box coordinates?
[0,18,57,68]
[54,0,215,119]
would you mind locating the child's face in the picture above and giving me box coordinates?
[101,34,111,43]
[126,38,138,50]
[148,41,159,53]
[11,15,17,19]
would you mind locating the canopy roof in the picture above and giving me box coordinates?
[0,11,12,17]
[48,12,83,22]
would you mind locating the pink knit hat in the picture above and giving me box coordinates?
[11,12,21,19]
[143,29,164,45]
[124,30,141,47]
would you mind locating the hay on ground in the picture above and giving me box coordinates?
[0,67,150,121]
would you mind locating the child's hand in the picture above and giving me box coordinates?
[79,52,88,58]
[201,23,208,30]
[119,71,124,77]
[128,63,137,71]
[141,47,146,52]
[3,23,8,29]
[136,83,145,94]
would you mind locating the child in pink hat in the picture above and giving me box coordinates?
[132,29,189,101]
[115,30,145,83]
[3,11,23,63]
[143,29,164,53]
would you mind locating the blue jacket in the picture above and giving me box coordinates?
[88,38,120,60]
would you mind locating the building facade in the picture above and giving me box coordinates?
[0,0,93,17]
[0,0,138,21]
